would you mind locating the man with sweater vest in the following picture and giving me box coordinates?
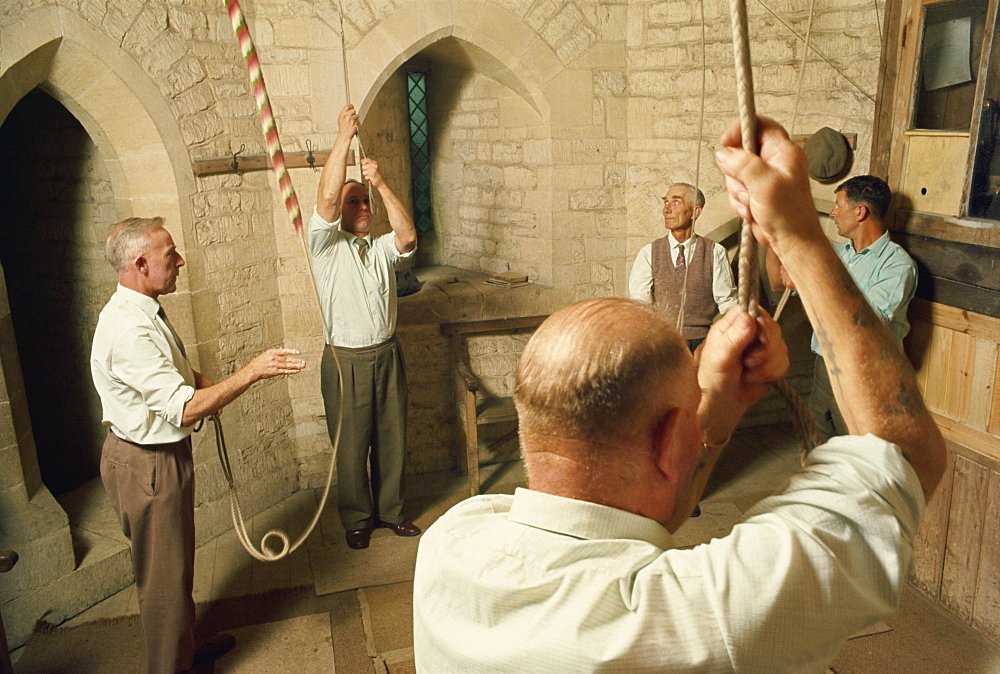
[629,183,738,351]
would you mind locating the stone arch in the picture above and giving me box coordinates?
[0,7,200,500]
[341,2,571,283]
[348,1,559,122]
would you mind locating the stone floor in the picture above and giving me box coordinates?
[10,422,999,671]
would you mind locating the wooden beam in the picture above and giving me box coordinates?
[192,149,355,177]
[790,132,857,149]
[440,315,548,336]
[893,209,1000,250]
[870,0,906,178]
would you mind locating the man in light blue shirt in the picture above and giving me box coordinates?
[768,175,917,439]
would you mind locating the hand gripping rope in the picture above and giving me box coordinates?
[727,0,822,453]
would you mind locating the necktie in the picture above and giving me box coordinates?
[675,243,686,272]
[158,306,187,358]
[357,237,368,262]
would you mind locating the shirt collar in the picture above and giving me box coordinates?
[849,230,890,256]
[509,487,675,550]
[115,283,161,319]
[668,232,697,250]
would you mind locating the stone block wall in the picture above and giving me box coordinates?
[623,0,880,258]
[425,51,553,283]
[0,0,891,642]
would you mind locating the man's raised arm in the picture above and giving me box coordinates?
[360,157,416,253]
[715,116,945,498]
[316,104,359,223]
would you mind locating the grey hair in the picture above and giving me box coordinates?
[669,183,706,210]
[105,217,165,272]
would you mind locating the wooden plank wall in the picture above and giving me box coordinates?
[905,298,1000,644]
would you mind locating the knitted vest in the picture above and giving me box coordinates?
[651,235,716,339]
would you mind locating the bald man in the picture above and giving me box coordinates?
[412,117,945,670]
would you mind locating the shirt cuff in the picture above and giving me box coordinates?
[163,384,196,428]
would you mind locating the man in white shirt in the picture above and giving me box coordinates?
[311,104,418,550]
[413,117,946,671]
[629,182,738,351]
[91,217,305,673]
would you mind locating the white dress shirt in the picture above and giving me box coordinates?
[90,284,196,444]
[308,208,415,348]
[629,232,738,314]
[414,435,924,672]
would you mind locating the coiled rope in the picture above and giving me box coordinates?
[727,0,822,453]
[220,0,343,561]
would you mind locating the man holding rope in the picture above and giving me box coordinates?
[766,175,917,440]
[413,117,945,670]
[91,217,306,673]
[629,182,738,352]
[311,104,419,550]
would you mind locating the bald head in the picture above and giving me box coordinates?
[514,298,693,447]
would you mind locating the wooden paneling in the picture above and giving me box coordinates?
[932,413,1000,465]
[969,340,999,431]
[945,332,976,421]
[894,210,1000,250]
[909,298,1000,342]
[972,469,1000,642]
[870,0,908,178]
[901,133,972,215]
[898,232,1000,318]
[900,234,1000,293]
[917,321,955,414]
[909,447,955,599]
[940,455,991,622]
[991,345,1000,435]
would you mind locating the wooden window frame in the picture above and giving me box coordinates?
[872,0,1000,317]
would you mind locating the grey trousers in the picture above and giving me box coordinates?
[322,338,409,530]
[808,355,848,441]
[100,430,195,674]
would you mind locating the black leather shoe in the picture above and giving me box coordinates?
[194,633,235,664]
[377,520,421,537]
[690,505,702,518]
[346,527,373,549]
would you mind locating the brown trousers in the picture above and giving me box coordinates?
[321,338,408,530]
[101,430,195,673]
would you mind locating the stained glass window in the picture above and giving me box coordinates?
[407,72,433,232]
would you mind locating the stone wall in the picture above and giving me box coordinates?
[0,0,889,644]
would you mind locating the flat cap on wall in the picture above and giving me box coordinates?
[803,127,851,183]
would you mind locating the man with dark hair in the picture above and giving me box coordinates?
[412,118,945,670]
[629,182,737,352]
[836,174,892,219]
[311,104,419,550]
[92,217,305,673]
[767,174,916,439]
